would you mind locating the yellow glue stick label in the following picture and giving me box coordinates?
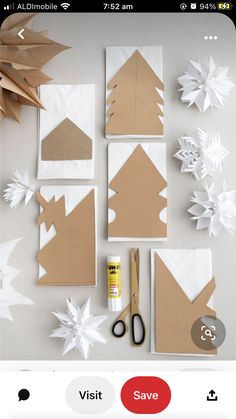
[107,262,121,299]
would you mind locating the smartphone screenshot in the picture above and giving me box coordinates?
[0,1,235,417]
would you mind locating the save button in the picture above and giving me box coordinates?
[121,376,171,414]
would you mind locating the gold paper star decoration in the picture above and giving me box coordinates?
[0,13,69,122]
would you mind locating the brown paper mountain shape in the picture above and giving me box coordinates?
[109,145,167,238]
[41,117,92,161]
[0,13,69,122]
[37,190,96,286]
[106,49,164,136]
[155,254,216,355]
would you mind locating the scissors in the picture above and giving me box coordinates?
[111,248,145,346]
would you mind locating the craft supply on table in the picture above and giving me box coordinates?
[51,298,107,359]
[37,185,96,286]
[106,46,164,138]
[107,256,122,312]
[151,248,217,356]
[178,56,234,112]
[108,143,167,241]
[112,248,145,347]
[38,84,95,180]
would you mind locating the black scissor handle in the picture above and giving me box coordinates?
[112,319,127,338]
[131,313,145,346]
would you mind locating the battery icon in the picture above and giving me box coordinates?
[217,2,232,9]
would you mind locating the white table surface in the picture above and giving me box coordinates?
[0,12,235,360]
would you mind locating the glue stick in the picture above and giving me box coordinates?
[107,256,121,312]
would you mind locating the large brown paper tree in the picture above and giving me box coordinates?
[106,50,164,136]
[0,13,69,122]
[37,190,96,286]
[108,145,167,238]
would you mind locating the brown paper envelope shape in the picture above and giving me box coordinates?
[106,50,164,136]
[37,190,96,286]
[155,254,217,355]
[108,145,167,238]
[41,117,93,161]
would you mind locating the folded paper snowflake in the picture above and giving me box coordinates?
[0,238,33,320]
[51,298,108,359]
[188,182,236,237]
[178,57,234,112]
[3,170,35,209]
[174,127,228,180]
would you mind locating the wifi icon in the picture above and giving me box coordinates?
[61,2,70,10]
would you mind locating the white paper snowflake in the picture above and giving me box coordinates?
[174,127,228,180]
[3,170,35,209]
[188,182,236,237]
[51,298,108,359]
[178,57,234,112]
[0,238,33,320]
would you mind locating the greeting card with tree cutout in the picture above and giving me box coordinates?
[151,249,217,356]
[106,46,164,138]
[37,186,96,286]
[108,143,167,240]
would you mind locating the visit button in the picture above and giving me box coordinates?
[121,376,171,414]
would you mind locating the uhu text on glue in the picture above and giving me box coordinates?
[107,256,121,312]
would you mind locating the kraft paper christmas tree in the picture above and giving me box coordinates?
[106,50,164,136]
[108,145,167,238]
[37,190,96,286]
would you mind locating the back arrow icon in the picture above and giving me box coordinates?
[18,29,25,39]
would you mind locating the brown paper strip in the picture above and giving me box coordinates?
[108,145,167,238]
[37,190,96,286]
[106,49,164,136]
[155,254,216,355]
[41,117,92,161]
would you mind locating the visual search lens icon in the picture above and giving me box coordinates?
[18,389,30,401]
[191,316,226,351]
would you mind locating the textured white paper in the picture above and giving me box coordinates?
[106,46,163,139]
[51,297,107,359]
[178,57,234,112]
[38,185,97,286]
[108,143,167,241]
[0,238,33,320]
[150,248,214,356]
[38,84,95,179]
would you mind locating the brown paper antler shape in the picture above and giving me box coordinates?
[109,145,167,238]
[0,13,69,122]
[155,255,216,354]
[106,50,164,136]
[37,190,96,286]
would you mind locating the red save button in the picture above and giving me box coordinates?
[121,376,171,414]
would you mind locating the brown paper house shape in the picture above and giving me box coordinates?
[155,255,216,355]
[106,50,164,136]
[37,190,96,286]
[108,145,167,238]
[41,117,93,161]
